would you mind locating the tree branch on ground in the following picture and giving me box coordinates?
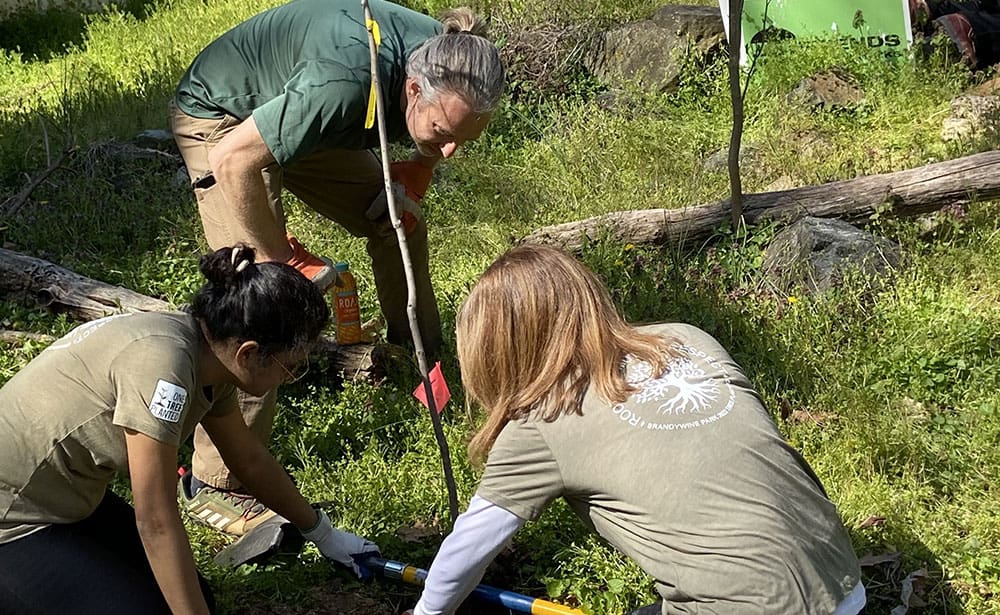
[0,248,374,376]
[520,150,1000,251]
[1,147,73,218]
[0,329,55,344]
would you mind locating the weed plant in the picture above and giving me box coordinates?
[0,0,998,613]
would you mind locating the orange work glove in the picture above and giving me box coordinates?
[389,160,434,202]
[365,161,433,236]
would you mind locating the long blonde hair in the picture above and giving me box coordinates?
[458,245,674,464]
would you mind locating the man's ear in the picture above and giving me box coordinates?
[404,76,421,104]
[234,340,262,370]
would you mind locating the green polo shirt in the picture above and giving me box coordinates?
[175,0,442,165]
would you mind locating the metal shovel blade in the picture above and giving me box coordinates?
[213,515,305,568]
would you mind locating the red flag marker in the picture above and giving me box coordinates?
[413,361,451,413]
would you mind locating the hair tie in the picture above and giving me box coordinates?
[230,247,250,273]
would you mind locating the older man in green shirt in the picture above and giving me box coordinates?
[170,0,504,531]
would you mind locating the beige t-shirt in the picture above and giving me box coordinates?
[477,323,861,615]
[0,311,238,543]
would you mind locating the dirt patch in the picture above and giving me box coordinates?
[233,585,399,615]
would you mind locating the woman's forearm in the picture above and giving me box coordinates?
[414,496,524,615]
[228,445,318,530]
[136,506,212,614]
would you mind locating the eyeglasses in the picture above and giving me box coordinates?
[272,354,310,384]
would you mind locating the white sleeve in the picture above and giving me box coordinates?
[412,495,525,615]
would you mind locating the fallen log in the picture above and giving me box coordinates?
[0,329,55,344]
[521,150,1000,250]
[0,247,170,319]
[0,248,374,378]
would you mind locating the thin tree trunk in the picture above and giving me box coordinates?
[727,0,745,226]
[361,0,460,521]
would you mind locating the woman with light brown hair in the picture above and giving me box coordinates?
[405,244,865,615]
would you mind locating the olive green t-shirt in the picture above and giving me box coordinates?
[175,0,442,166]
[0,312,238,544]
[477,323,861,615]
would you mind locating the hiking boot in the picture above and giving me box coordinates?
[286,234,336,291]
[933,13,977,68]
[178,472,276,537]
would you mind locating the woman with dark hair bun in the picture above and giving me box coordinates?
[0,245,379,615]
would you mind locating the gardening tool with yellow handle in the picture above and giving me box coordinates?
[361,556,585,615]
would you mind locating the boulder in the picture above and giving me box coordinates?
[133,128,178,153]
[941,95,1000,142]
[762,217,900,295]
[787,67,865,111]
[585,5,726,93]
[703,143,762,174]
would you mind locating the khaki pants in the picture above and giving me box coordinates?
[170,101,441,489]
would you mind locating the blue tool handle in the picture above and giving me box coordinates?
[351,552,377,581]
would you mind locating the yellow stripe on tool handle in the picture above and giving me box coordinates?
[400,564,422,585]
[363,557,584,614]
[364,18,381,129]
[531,600,583,614]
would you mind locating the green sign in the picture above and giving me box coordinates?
[720,0,912,63]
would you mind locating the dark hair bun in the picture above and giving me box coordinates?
[190,244,330,356]
[199,244,258,286]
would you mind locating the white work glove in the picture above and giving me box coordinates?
[301,509,380,578]
[365,182,424,237]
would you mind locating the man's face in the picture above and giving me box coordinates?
[404,77,491,159]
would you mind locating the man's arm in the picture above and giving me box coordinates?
[205,116,290,262]
[125,429,212,615]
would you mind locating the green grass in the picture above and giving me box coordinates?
[1,0,999,613]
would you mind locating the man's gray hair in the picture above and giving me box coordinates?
[406,8,506,114]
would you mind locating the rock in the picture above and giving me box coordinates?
[173,166,191,189]
[762,217,901,295]
[649,4,725,40]
[941,95,1000,142]
[595,89,633,111]
[788,129,834,160]
[703,143,761,173]
[133,128,177,153]
[585,5,726,93]
[787,67,865,111]
[915,201,969,240]
[966,74,1000,96]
